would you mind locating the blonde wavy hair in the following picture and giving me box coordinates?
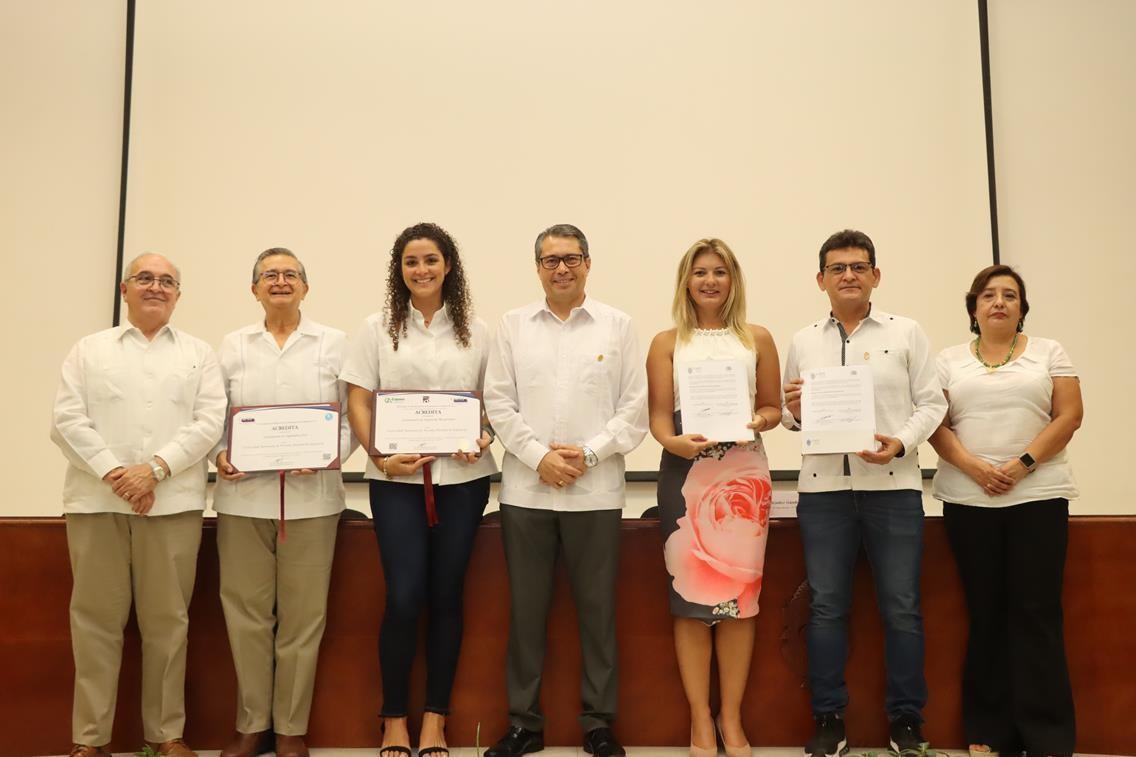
[671,238,753,350]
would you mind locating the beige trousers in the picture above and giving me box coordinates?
[217,513,339,735]
[66,510,203,746]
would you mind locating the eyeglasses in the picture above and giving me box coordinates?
[258,270,303,283]
[823,262,874,276]
[127,273,180,290]
[538,254,588,270]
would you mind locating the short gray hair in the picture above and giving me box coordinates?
[252,247,308,284]
[122,253,181,284]
[533,224,589,262]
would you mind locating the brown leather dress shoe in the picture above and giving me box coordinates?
[69,745,111,757]
[145,738,198,757]
[275,733,311,757]
[220,729,274,757]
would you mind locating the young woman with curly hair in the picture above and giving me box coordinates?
[343,222,495,757]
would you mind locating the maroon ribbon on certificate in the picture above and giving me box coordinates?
[278,470,287,541]
[422,460,438,527]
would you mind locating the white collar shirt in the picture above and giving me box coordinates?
[340,305,498,485]
[780,307,946,493]
[51,324,227,516]
[483,296,649,511]
[211,317,353,519]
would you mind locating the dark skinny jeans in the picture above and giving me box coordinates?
[369,476,490,717]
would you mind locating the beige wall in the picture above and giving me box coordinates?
[987,0,1136,515]
[122,0,991,476]
[4,2,1130,515]
[0,2,126,516]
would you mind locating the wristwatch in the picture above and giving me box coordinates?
[582,446,599,469]
[149,458,168,482]
[1018,452,1037,472]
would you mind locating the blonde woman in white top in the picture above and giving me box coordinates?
[930,265,1083,757]
[213,248,352,757]
[342,223,495,757]
[646,239,782,757]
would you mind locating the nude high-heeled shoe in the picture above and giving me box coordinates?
[715,718,751,757]
[690,729,717,757]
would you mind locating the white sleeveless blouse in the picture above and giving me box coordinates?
[672,328,757,412]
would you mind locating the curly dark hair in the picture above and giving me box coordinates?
[385,222,473,351]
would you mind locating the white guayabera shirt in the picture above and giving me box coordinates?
[484,296,649,511]
[211,317,354,520]
[52,324,227,516]
[781,308,947,493]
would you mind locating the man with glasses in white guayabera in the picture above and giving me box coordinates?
[781,230,946,757]
[483,224,648,757]
[51,253,226,757]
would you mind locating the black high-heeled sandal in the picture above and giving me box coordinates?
[379,717,412,757]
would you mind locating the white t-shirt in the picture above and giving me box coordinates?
[340,304,497,486]
[931,336,1079,507]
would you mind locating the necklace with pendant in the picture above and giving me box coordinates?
[973,332,1018,371]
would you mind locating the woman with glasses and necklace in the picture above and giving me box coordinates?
[646,239,782,757]
[213,248,353,757]
[342,223,495,757]
[930,265,1083,757]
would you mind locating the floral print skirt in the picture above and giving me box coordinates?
[658,412,773,622]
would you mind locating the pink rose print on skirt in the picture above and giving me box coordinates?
[664,445,772,618]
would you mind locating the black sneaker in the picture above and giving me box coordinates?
[888,713,928,755]
[805,712,848,757]
[484,725,544,757]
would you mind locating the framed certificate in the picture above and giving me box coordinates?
[227,402,342,473]
[370,390,482,456]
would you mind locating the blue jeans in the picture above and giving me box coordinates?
[798,489,927,718]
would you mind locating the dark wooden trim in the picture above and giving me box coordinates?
[1,517,1133,754]
[111,0,136,327]
[978,0,1002,265]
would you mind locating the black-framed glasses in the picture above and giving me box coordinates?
[823,262,874,276]
[127,273,180,290]
[258,270,303,283]
[538,254,588,270]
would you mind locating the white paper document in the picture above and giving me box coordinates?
[677,358,753,442]
[800,365,876,455]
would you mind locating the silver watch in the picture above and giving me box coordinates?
[149,458,168,482]
[582,446,599,468]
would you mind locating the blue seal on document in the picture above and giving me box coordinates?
[324,413,333,421]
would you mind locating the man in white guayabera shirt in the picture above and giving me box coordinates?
[781,230,946,757]
[483,224,648,757]
[51,253,226,757]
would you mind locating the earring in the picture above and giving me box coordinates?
[1017,319,1024,333]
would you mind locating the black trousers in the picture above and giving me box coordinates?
[500,503,622,732]
[943,498,1075,755]
[369,477,490,717]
